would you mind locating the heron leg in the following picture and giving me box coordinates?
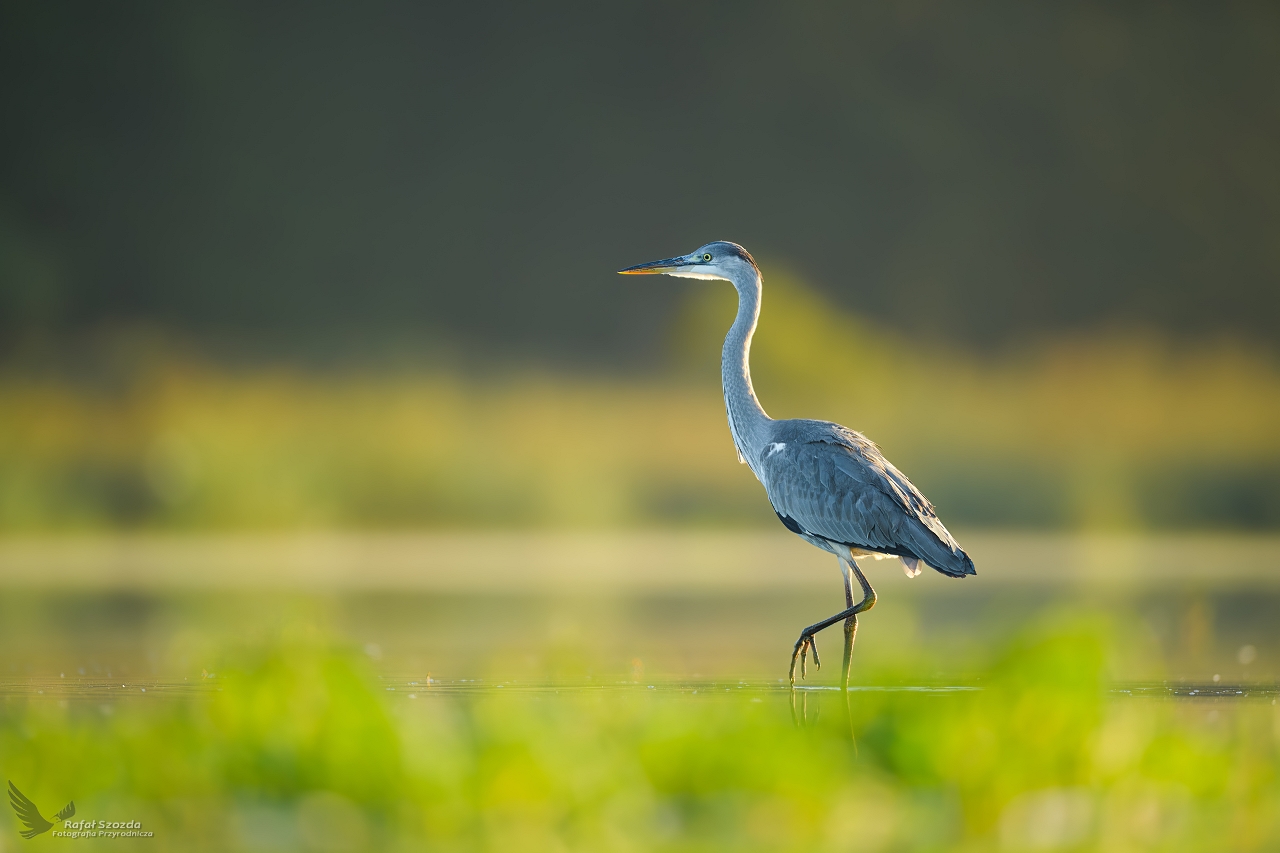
[841,559,858,691]
[789,560,876,686]
[841,565,860,750]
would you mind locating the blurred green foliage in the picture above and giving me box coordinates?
[1,616,1276,851]
[2,277,1277,532]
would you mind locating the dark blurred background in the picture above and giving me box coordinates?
[2,1,1278,532]
[3,1,1278,366]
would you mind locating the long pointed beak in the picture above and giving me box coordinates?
[617,255,690,275]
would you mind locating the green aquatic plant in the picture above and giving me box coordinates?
[0,609,1274,851]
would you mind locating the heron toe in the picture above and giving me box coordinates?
[789,632,821,684]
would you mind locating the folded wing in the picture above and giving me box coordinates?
[759,420,974,578]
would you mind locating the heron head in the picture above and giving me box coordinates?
[617,241,758,281]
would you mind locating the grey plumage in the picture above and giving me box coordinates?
[759,419,975,578]
[619,240,974,681]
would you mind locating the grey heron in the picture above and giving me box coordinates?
[620,242,975,685]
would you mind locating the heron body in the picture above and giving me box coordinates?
[620,241,974,683]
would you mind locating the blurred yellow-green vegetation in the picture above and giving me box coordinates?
[4,273,1278,533]
[2,596,1277,853]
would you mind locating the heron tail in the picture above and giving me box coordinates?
[906,517,976,578]
[928,545,976,578]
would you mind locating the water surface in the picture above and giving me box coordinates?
[0,533,1275,851]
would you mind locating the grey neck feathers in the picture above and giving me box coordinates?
[722,266,772,466]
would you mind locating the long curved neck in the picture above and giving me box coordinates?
[723,267,772,462]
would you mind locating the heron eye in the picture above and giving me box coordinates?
[702,253,712,261]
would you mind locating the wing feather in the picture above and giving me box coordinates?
[759,420,974,577]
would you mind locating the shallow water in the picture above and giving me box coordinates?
[0,533,1276,851]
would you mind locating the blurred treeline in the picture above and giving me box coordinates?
[2,2,1278,531]
[3,274,1277,532]
[1,2,1278,364]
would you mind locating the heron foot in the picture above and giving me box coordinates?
[788,631,821,685]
